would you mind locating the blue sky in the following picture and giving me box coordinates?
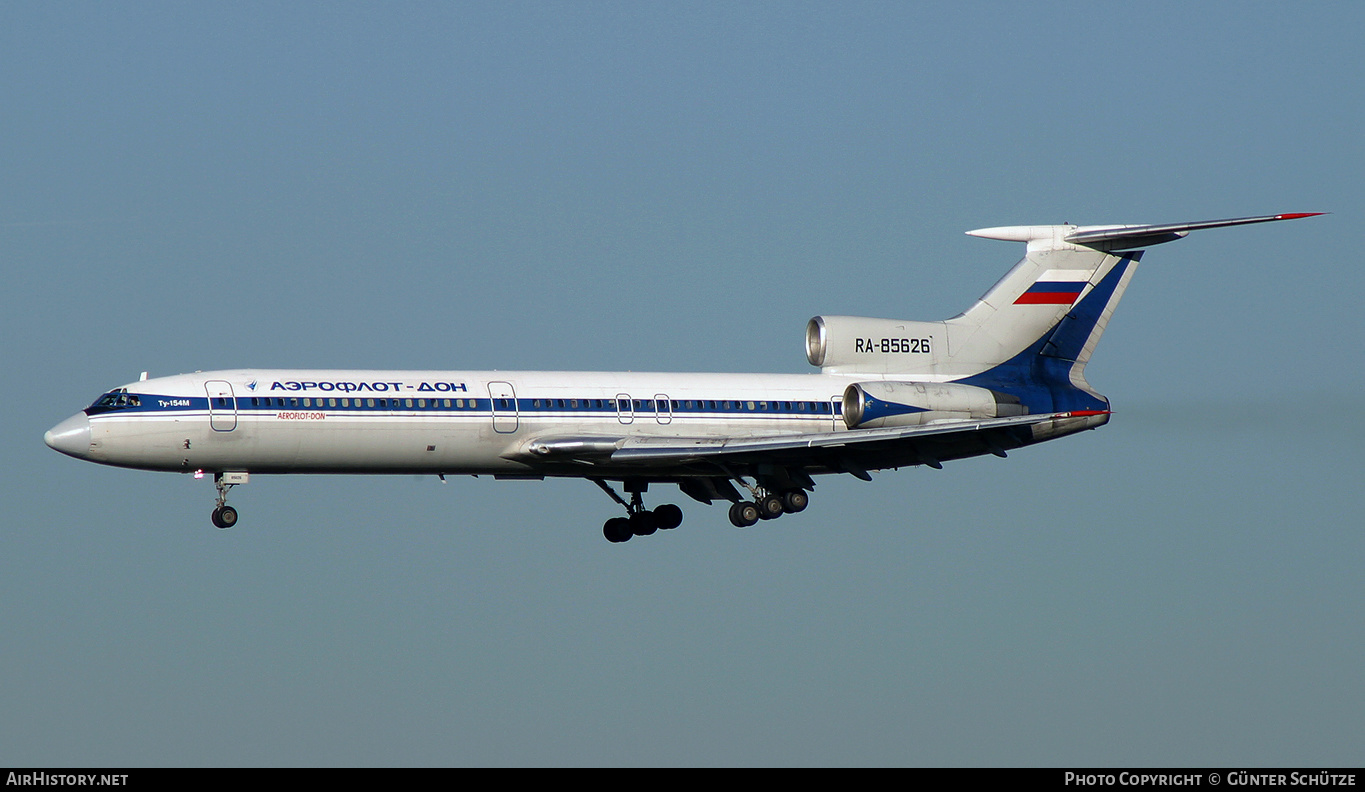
[3,1,1361,766]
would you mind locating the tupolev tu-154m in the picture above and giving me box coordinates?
[45,213,1320,542]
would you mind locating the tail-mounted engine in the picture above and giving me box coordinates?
[806,315,948,375]
[842,380,1025,429]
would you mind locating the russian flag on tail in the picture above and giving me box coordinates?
[1015,270,1092,305]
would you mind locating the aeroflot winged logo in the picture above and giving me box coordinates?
[1014,269,1091,305]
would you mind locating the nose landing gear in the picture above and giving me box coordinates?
[209,472,247,529]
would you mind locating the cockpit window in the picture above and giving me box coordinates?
[86,389,140,414]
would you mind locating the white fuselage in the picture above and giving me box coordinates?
[64,369,864,477]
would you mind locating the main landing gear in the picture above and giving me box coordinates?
[592,477,812,541]
[726,486,808,528]
[592,479,683,543]
[209,472,245,529]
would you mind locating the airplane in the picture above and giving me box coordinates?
[45,212,1321,542]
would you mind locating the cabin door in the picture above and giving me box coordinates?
[206,381,238,432]
[488,381,519,433]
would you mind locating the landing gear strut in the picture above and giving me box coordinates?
[592,479,683,543]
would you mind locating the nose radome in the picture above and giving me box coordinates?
[45,413,92,459]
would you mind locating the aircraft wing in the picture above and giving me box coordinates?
[514,410,1102,476]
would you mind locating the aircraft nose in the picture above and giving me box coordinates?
[45,413,92,459]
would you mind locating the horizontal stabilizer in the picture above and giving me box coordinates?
[968,213,1324,252]
[1064,213,1325,250]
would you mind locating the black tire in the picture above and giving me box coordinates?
[781,490,809,513]
[216,506,238,529]
[729,501,759,528]
[604,517,632,543]
[210,507,224,529]
[630,511,658,536]
[653,504,683,530]
[758,494,785,520]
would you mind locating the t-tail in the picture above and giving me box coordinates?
[807,213,1324,418]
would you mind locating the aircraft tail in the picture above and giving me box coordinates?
[946,228,1139,411]
[808,213,1322,413]
[952,214,1322,411]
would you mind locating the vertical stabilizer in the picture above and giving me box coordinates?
[944,230,1138,385]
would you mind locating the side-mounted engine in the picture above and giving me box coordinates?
[841,380,1026,429]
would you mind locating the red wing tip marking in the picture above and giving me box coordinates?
[1062,410,1111,417]
[1275,213,1327,220]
